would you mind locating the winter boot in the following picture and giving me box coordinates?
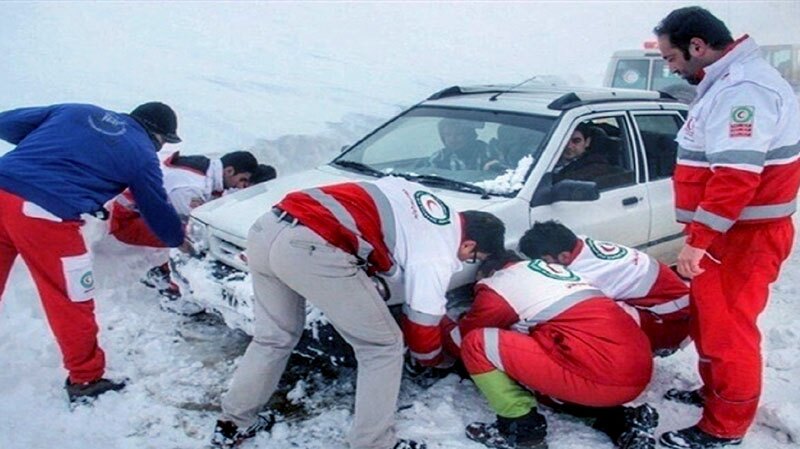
[65,377,126,404]
[659,426,742,449]
[465,409,548,449]
[141,263,172,290]
[663,388,705,408]
[592,404,658,449]
[210,411,275,448]
[393,439,427,449]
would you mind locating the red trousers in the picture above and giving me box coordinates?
[461,325,651,408]
[692,218,795,438]
[0,190,105,383]
[108,201,167,248]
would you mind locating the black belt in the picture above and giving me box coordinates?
[272,207,300,226]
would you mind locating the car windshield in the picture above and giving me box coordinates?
[333,106,556,196]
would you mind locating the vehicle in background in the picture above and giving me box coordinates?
[762,44,800,93]
[177,83,688,367]
[604,42,696,103]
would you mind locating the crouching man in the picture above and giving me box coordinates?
[212,175,506,449]
[519,220,690,355]
[447,251,658,449]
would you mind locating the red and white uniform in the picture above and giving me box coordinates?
[674,36,800,438]
[110,152,224,247]
[277,176,463,367]
[568,236,690,351]
[454,260,652,407]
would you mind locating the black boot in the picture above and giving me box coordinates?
[592,404,658,449]
[65,378,126,404]
[663,388,705,407]
[393,439,427,449]
[466,409,548,449]
[210,411,276,448]
[659,426,742,449]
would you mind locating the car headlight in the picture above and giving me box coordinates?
[186,217,209,254]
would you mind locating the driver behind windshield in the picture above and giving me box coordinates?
[429,118,497,170]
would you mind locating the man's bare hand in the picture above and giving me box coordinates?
[177,238,195,255]
[677,244,706,278]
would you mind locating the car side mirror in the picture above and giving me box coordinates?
[530,173,599,207]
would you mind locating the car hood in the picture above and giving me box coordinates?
[191,165,504,240]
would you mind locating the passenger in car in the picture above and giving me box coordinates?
[212,176,506,449]
[444,250,658,449]
[519,220,691,355]
[553,123,627,188]
[429,118,497,170]
[108,150,258,307]
[484,125,542,171]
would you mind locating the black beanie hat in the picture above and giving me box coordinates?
[130,102,181,143]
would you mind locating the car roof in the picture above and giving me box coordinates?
[611,49,663,58]
[420,83,681,116]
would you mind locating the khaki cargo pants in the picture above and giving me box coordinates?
[221,210,404,449]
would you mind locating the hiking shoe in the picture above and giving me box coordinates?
[210,412,275,448]
[65,377,126,404]
[466,409,548,449]
[617,428,655,449]
[141,263,171,290]
[664,388,705,407]
[623,404,658,433]
[394,439,427,449]
[659,426,742,449]
[592,404,658,448]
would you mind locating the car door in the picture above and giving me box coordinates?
[629,110,687,262]
[530,112,651,248]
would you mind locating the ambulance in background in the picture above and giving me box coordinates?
[603,41,696,103]
[761,44,800,94]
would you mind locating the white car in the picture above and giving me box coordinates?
[177,84,688,364]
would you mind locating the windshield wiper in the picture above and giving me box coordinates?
[331,160,386,178]
[396,173,491,199]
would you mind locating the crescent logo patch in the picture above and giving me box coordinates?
[585,237,628,260]
[527,259,581,281]
[414,191,451,225]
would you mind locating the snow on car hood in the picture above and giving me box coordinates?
[190,165,504,241]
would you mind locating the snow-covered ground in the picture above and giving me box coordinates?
[2,2,800,449]
[1,222,799,449]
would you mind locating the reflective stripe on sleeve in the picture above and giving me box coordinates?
[306,188,375,261]
[403,304,443,326]
[410,347,442,361]
[643,295,690,315]
[450,326,462,348]
[694,207,735,232]
[511,289,603,334]
[676,208,695,223]
[740,201,797,220]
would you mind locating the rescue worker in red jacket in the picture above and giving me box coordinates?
[519,220,690,354]
[211,176,506,449]
[654,7,800,448]
[446,251,657,449]
[0,102,185,403]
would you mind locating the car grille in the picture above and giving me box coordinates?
[209,234,248,272]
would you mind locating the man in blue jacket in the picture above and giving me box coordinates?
[0,102,185,404]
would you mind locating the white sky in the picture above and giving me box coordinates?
[1,1,798,154]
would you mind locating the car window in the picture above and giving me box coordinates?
[552,116,636,191]
[611,59,649,90]
[633,113,683,180]
[336,106,556,195]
